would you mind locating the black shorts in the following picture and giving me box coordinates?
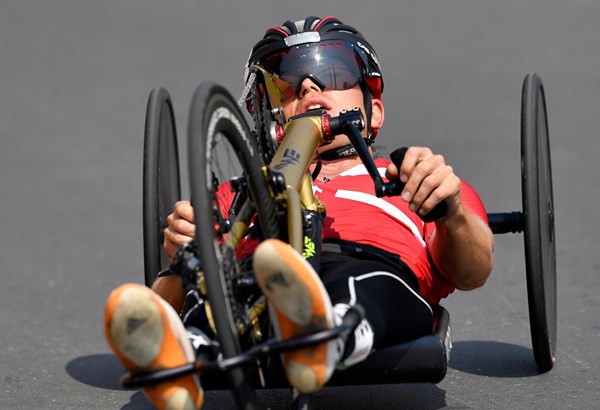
[182,240,434,349]
[320,241,434,348]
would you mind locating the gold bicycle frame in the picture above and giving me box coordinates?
[268,115,327,253]
[215,114,329,339]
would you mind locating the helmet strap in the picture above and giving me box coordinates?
[318,144,358,161]
[360,82,376,145]
[318,138,372,161]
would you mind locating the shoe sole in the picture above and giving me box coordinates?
[253,239,336,393]
[104,283,203,409]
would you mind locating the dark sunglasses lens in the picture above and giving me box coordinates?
[261,42,363,93]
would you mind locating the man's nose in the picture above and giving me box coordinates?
[297,77,323,97]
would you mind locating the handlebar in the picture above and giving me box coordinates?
[306,108,448,222]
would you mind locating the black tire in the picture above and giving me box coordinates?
[521,73,557,372]
[143,87,181,287]
[188,82,279,409]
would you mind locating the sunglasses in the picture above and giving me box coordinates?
[257,41,366,101]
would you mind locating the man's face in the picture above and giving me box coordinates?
[280,78,368,153]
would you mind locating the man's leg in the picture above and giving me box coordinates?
[104,283,204,410]
[151,274,186,313]
[253,239,342,393]
[320,251,434,367]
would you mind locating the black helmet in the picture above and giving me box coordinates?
[243,16,384,145]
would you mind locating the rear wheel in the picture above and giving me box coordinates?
[142,87,181,287]
[188,82,279,409]
[521,73,557,372]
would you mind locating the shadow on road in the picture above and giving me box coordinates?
[65,354,448,409]
[66,342,538,408]
[312,384,447,410]
[66,354,152,408]
[449,341,540,377]
[66,354,134,390]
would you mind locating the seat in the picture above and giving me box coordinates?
[200,305,451,390]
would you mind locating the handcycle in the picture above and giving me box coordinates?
[130,71,556,409]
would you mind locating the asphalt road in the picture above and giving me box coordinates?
[1,1,599,409]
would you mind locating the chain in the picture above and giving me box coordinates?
[237,72,256,108]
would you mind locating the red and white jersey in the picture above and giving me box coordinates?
[312,158,489,305]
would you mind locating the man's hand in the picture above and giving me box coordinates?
[385,146,461,220]
[163,200,196,261]
[385,146,494,290]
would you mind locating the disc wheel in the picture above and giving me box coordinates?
[521,73,557,372]
[142,88,181,287]
[188,82,279,409]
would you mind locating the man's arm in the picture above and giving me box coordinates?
[151,200,196,311]
[386,146,494,290]
[429,205,494,290]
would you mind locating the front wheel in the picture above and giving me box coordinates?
[188,82,279,409]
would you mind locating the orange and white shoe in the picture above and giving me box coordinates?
[104,283,203,410]
[253,239,341,393]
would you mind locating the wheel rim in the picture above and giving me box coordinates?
[521,73,557,372]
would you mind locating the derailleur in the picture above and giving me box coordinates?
[169,241,205,294]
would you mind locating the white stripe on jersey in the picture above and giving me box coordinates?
[334,189,426,247]
[339,164,387,177]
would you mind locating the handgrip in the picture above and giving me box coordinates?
[385,147,448,222]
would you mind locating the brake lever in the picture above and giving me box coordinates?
[384,148,448,222]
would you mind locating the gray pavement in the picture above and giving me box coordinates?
[1,1,599,409]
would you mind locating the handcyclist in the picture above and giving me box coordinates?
[104,16,494,409]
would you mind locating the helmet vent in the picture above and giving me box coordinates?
[284,32,321,47]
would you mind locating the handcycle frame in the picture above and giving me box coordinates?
[133,72,556,409]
